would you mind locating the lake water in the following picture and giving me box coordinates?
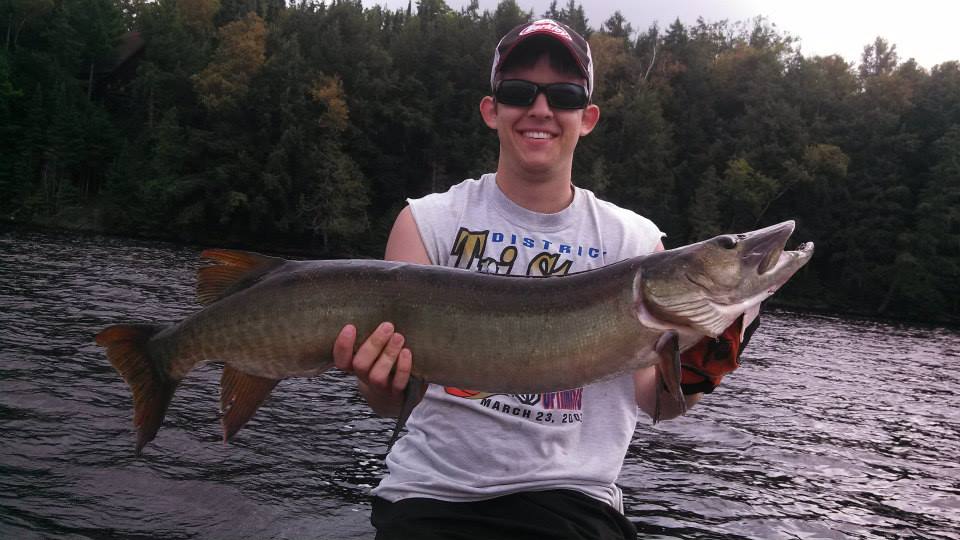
[1,226,958,539]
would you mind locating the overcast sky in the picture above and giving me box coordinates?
[375,0,958,69]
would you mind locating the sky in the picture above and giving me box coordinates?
[375,0,959,69]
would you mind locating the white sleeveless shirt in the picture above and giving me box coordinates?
[372,173,663,508]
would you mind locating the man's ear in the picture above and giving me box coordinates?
[579,104,600,136]
[480,96,498,129]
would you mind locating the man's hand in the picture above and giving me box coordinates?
[332,205,431,419]
[333,322,417,418]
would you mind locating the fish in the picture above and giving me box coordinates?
[96,220,813,454]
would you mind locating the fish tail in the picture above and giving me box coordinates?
[95,324,178,455]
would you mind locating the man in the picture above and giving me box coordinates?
[333,19,752,539]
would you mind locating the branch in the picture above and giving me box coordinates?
[643,38,657,81]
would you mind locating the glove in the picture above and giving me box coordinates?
[680,312,760,395]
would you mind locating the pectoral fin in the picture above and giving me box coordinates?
[648,295,729,338]
[386,376,425,452]
[653,330,685,423]
[220,365,280,442]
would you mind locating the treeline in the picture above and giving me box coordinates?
[1,0,958,320]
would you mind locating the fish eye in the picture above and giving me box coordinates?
[716,235,738,249]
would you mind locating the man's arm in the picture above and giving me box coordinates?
[332,206,430,417]
[635,366,702,420]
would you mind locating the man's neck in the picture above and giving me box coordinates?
[494,166,575,214]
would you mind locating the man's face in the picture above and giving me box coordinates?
[480,56,599,179]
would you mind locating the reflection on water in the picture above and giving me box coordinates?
[2,227,958,539]
[623,312,960,539]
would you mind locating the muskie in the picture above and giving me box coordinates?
[97,221,813,453]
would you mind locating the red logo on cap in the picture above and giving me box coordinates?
[519,19,572,42]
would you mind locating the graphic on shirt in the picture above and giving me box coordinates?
[478,245,517,275]
[451,227,599,277]
[527,252,572,276]
[445,227,594,424]
[442,388,585,426]
[444,388,583,410]
[451,228,489,270]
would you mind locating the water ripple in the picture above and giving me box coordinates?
[2,227,959,539]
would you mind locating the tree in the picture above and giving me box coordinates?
[542,1,560,20]
[0,50,22,209]
[192,11,266,111]
[493,0,529,38]
[177,0,220,36]
[602,11,632,40]
[583,32,675,231]
[62,0,125,99]
[719,158,779,230]
[551,0,588,37]
[859,36,898,79]
[686,166,722,241]
[3,0,53,50]
[913,126,960,315]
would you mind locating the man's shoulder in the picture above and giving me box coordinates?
[574,187,663,257]
[576,187,659,230]
[409,175,490,207]
[406,176,493,250]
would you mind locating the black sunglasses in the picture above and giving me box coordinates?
[494,79,589,110]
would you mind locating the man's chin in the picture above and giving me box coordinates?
[515,150,558,169]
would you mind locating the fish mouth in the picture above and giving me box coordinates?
[739,221,814,276]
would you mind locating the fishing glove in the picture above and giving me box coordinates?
[680,313,760,395]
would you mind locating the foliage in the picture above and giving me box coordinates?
[192,11,265,110]
[1,0,959,321]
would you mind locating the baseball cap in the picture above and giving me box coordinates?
[490,19,594,99]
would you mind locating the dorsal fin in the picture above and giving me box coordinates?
[197,249,286,305]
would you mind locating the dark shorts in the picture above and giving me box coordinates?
[371,489,638,540]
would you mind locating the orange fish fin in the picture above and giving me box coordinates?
[444,387,490,399]
[95,324,178,454]
[197,249,286,305]
[219,365,280,443]
[653,330,685,424]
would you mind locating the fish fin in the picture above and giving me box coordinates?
[654,295,729,337]
[386,376,425,452]
[197,249,286,306]
[95,324,178,455]
[653,330,685,424]
[219,365,280,443]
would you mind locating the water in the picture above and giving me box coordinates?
[1,227,958,539]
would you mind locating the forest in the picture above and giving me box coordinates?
[1,0,958,321]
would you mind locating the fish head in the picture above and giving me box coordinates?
[635,221,814,338]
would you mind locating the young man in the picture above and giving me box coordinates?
[333,19,752,539]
